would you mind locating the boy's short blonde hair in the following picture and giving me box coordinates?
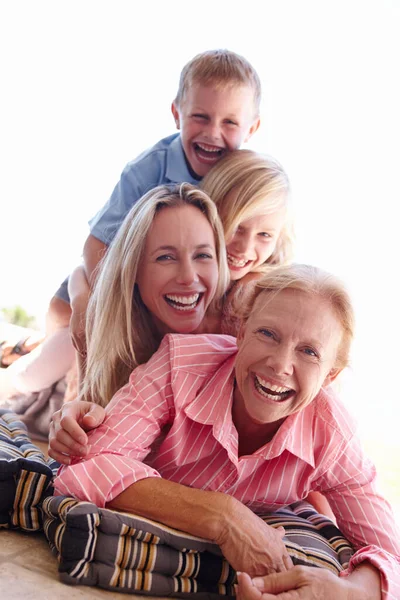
[174,49,261,116]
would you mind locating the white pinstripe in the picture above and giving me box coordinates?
[55,333,400,597]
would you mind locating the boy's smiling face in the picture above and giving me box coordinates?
[171,83,260,178]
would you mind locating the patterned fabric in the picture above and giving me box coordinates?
[43,495,354,598]
[55,334,400,599]
[5,379,66,442]
[0,408,58,530]
[0,408,355,597]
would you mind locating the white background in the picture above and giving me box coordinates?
[1,1,399,454]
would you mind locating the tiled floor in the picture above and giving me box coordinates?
[0,441,165,600]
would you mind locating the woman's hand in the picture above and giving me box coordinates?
[48,400,106,464]
[236,569,341,600]
[216,499,293,577]
[236,565,381,600]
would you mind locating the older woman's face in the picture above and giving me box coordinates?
[233,288,342,435]
[137,204,219,335]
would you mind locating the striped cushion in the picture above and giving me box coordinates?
[43,495,354,598]
[0,409,58,530]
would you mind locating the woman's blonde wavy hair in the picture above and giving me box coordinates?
[81,183,229,407]
[200,149,294,268]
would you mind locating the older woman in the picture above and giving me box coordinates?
[69,148,293,357]
[48,150,294,458]
[4,149,292,403]
[55,264,400,599]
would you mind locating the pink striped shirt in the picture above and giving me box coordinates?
[55,334,400,598]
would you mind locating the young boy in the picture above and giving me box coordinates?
[48,48,262,348]
[49,49,261,325]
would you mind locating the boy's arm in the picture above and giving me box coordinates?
[68,265,91,305]
[68,265,92,356]
[85,160,152,277]
[82,234,107,285]
[83,140,179,281]
[83,160,151,284]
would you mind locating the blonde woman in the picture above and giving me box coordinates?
[70,149,293,354]
[49,151,293,459]
[79,182,229,411]
[55,264,400,598]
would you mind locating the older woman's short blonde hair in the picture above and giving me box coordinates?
[82,183,229,407]
[201,149,294,267]
[242,263,355,370]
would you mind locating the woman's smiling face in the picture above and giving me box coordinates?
[233,288,343,438]
[136,204,219,335]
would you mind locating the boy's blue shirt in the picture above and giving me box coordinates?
[89,133,199,245]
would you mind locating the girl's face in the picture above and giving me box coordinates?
[226,209,287,281]
[137,204,219,335]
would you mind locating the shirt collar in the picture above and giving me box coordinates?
[165,135,199,185]
[184,356,320,468]
[184,355,239,461]
[253,408,316,467]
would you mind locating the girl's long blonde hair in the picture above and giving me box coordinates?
[201,149,294,267]
[81,183,229,407]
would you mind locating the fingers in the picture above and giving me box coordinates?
[276,526,285,538]
[267,557,289,575]
[236,573,263,600]
[81,404,106,429]
[48,425,88,464]
[283,553,293,571]
[49,402,105,464]
[48,447,71,464]
[48,410,88,458]
[59,415,89,444]
[48,401,105,464]
[254,568,303,595]
[54,426,88,454]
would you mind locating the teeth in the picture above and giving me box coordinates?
[256,375,291,394]
[227,253,248,268]
[254,375,293,401]
[165,294,202,311]
[196,143,222,153]
[166,294,199,304]
[172,304,196,311]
